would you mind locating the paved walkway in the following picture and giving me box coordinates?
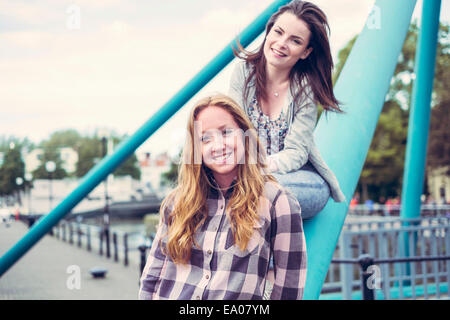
[0,221,141,300]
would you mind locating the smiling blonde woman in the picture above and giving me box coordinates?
[139,94,306,300]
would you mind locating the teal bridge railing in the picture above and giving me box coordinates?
[0,0,443,300]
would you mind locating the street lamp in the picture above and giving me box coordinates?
[101,136,111,258]
[15,177,23,220]
[45,161,56,212]
[15,177,23,205]
[101,137,110,216]
[24,173,33,215]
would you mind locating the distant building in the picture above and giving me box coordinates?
[22,176,143,215]
[59,147,78,174]
[24,147,78,175]
[24,149,44,173]
[427,166,450,204]
[137,151,171,193]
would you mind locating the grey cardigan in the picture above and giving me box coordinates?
[228,61,345,202]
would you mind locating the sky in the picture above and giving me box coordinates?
[1,0,449,158]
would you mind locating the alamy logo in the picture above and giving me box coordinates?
[366,264,382,290]
[66,265,81,290]
[66,4,81,30]
[367,5,381,30]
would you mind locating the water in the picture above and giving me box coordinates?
[110,218,150,249]
[81,216,155,250]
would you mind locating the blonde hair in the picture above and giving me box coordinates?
[161,94,273,264]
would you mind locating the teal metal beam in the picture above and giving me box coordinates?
[302,0,417,299]
[0,0,291,277]
[400,0,442,220]
[399,0,441,283]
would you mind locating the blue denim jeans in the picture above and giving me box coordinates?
[271,163,331,220]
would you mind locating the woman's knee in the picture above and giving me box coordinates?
[299,184,330,219]
[272,169,331,219]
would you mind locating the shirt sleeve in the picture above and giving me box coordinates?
[273,93,318,174]
[270,190,307,300]
[138,201,172,300]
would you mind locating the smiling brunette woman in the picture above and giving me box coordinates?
[229,0,345,220]
[139,94,306,300]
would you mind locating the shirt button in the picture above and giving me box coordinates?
[220,205,224,209]
[205,275,210,279]
[196,296,200,300]
[207,250,212,255]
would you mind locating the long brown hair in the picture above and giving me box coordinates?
[162,94,273,264]
[234,0,341,112]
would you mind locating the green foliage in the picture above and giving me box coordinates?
[0,137,32,196]
[0,129,142,194]
[76,136,102,178]
[112,137,141,180]
[71,132,141,179]
[161,151,181,188]
[428,99,450,173]
[332,36,357,85]
[0,145,25,196]
[427,24,450,173]
[32,130,74,179]
[360,100,408,199]
[333,22,449,201]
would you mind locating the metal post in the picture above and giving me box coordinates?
[62,221,66,242]
[302,0,417,299]
[77,223,82,247]
[0,0,291,277]
[69,223,73,245]
[358,254,375,300]
[87,226,91,252]
[139,244,148,276]
[101,136,111,260]
[49,173,53,212]
[99,229,103,256]
[105,226,110,259]
[124,233,129,267]
[113,233,118,262]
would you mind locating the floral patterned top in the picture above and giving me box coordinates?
[248,95,289,156]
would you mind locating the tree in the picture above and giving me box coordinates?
[76,134,141,180]
[112,136,141,180]
[32,130,85,179]
[161,151,181,188]
[0,137,33,201]
[428,102,450,174]
[32,152,67,180]
[359,100,408,200]
[0,144,25,196]
[332,36,357,85]
[31,129,141,180]
[76,136,102,177]
[42,129,81,150]
[333,22,449,201]
[426,24,450,174]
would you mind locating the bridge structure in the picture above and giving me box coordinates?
[0,0,445,300]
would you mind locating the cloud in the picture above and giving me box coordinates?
[1,30,54,48]
[0,1,61,25]
[4,0,444,156]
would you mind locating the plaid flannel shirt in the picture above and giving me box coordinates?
[139,179,307,300]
